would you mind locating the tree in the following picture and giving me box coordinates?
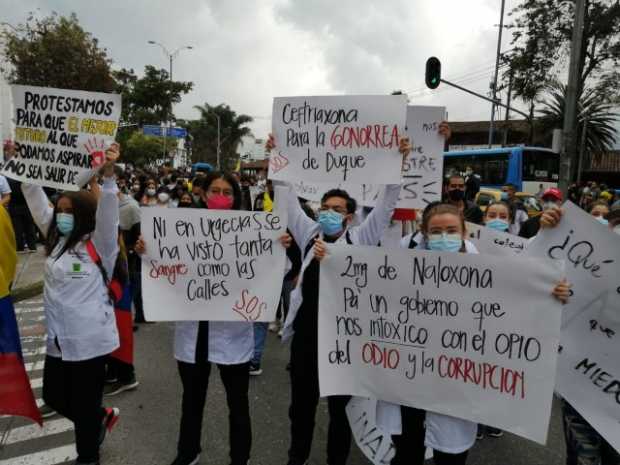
[184,103,253,169]
[1,12,115,92]
[113,66,193,126]
[504,0,620,105]
[537,80,619,157]
[122,132,168,166]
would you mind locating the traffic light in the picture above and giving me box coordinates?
[425,57,441,89]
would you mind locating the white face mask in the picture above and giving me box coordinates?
[146,188,156,197]
[158,193,170,203]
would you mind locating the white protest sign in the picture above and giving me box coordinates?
[346,397,396,465]
[556,297,620,454]
[269,95,407,184]
[141,207,287,321]
[465,222,528,256]
[347,397,433,464]
[284,106,446,209]
[525,201,620,327]
[319,245,563,444]
[1,85,121,191]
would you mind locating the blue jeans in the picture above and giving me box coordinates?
[252,322,269,366]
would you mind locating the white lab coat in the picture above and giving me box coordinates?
[376,237,479,455]
[174,320,253,365]
[281,183,401,342]
[22,179,120,362]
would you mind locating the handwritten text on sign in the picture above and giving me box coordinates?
[1,85,121,191]
[466,222,529,256]
[318,245,562,444]
[556,299,620,454]
[282,106,445,209]
[269,95,407,184]
[525,201,620,327]
[141,208,287,322]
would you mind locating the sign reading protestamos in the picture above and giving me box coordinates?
[1,85,122,191]
[141,207,287,322]
[269,95,407,184]
[319,245,563,444]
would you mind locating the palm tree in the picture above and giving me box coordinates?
[537,80,619,156]
[190,103,253,169]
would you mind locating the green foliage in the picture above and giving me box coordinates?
[183,103,253,170]
[113,66,193,126]
[504,0,620,104]
[121,131,167,166]
[1,12,115,92]
[538,80,619,155]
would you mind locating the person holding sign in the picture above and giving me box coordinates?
[20,143,122,465]
[135,171,291,465]
[370,202,571,465]
[267,128,420,465]
[537,204,620,465]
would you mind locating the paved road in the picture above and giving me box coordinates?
[1,296,567,465]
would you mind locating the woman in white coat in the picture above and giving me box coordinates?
[22,144,121,465]
[136,171,290,465]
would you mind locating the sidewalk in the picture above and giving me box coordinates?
[11,246,46,302]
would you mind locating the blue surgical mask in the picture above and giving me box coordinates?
[56,213,74,236]
[595,216,608,226]
[500,192,509,201]
[428,233,463,252]
[318,210,345,236]
[486,219,509,232]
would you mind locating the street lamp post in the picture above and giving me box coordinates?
[207,112,221,170]
[147,41,192,162]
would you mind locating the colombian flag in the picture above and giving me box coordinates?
[0,207,42,424]
[110,280,134,365]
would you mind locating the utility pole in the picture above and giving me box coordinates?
[488,0,506,148]
[559,0,586,194]
[502,70,513,147]
[577,118,588,183]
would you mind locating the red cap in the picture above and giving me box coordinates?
[542,188,562,201]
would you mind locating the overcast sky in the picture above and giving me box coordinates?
[5,0,612,144]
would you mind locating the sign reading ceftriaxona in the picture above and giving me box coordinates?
[1,85,121,191]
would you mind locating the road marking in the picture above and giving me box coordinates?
[28,377,42,390]
[24,360,45,373]
[17,315,46,323]
[0,444,76,465]
[14,307,44,315]
[2,418,73,445]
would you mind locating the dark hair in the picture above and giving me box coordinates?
[203,171,242,210]
[484,201,514,221]
[321,189,357,214]
[447,174,465,184]
[46,191,98,258]
[503,183,517,191]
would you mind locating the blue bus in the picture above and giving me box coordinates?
[443,146,559,193]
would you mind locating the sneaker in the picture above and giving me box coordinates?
[248,364,263,376]
[104,375,118,384]
[98,407,120,445]
[104,377,139,397]
[268,321,279,332]
[39,404,57,419]
[476,431,484,440]
[170,453,200,465]
[487,427,504,438]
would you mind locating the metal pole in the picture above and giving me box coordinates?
[488,0,506,148]
[502,71,513,147]
[560,0,586,194]
[577,118,588,183]
[216,114,221,171]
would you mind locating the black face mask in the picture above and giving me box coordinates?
[448,189,465,201]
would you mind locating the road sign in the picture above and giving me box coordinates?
[143,125,187,138]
